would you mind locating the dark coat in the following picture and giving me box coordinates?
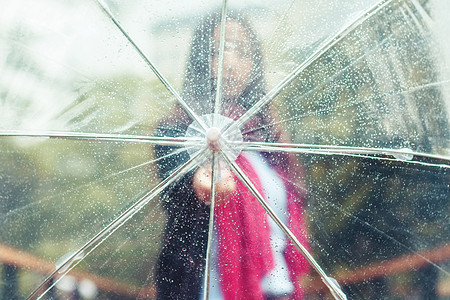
[154,125,210,300]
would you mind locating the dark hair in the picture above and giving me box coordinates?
[183,10,266,117]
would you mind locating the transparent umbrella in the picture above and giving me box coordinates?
[0,0,449,299]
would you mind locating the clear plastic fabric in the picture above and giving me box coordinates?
[0,0,449,299]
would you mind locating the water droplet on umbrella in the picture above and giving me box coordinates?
[56,251,85,274]
[392,148,414,161]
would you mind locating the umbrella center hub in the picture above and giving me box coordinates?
[185,113,243,161]
[206,127,221,151]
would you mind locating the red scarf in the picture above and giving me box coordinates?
[214,154,310,299]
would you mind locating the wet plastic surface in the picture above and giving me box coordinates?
[0,0,449,299]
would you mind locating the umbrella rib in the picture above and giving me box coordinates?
[240,79,450,138]
[220,150,348,300]
[213,0,228,122]
[0,146,197,227]
[203,153,218,300]
[259,26,396,122]
[329,202,450,276]
[0,130,202,147]
[230,141,450,168]
[28,148,207,300]
[275,170,450,279]
[224,0,397,135]
[94,0,207,131]
[108,145,198,178]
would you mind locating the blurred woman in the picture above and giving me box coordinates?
[154,10,310,300]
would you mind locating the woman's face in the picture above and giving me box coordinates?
[211,21,255,100]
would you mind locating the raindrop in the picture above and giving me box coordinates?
[55,251,85,274]
[391,148,414,161]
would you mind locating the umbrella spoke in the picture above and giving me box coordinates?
[94,0,207,131]
[263,29,396,120]
[0,130,202,147]
[311,198,450,276]
[262,0,421,118]
[2,0,448,299]
[202,153,218,300]
[240,79,450,138]
[28,148,207,300]
[230,141,450,168]
[220,149,348,300]
[224,0,396,135]
[0,145,195,226]
[108,145,198,178]
[213,0,228,122]
[267,167,449,278]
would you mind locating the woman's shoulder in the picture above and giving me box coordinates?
[155,108,190,137]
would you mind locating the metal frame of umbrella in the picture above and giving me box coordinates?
[1,0,449,299]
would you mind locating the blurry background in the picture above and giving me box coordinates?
[0,0,449,299]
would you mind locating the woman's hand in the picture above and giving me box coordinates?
[193,163,236,205]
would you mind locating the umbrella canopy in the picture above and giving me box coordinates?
[0,0,449,299]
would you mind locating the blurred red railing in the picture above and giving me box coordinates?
[304,243,450,296]
[1,242,449,298]
[0,243,155,299]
